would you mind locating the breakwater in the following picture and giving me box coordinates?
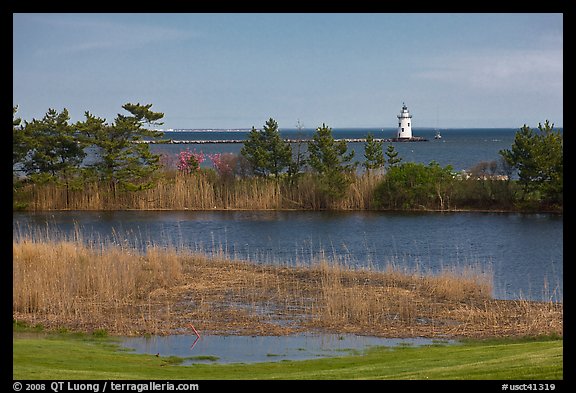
[137,136,428,144]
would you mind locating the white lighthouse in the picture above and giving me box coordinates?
[397,103,413,139]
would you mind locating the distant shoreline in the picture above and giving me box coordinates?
[138,137,429,144]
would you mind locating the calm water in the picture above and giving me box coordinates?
[119,333,454,365]
[13,210,563,302]
[151,128,519,173]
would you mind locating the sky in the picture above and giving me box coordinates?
[13,13,563,130]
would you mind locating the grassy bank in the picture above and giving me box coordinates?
[12,330,563,380]
[13,236,562,339]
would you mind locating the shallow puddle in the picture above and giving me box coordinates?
[120,333,454,364]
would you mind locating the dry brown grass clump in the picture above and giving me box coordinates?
[19,171,384,211]
[13,239,562,339]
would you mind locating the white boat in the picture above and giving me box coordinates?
[434,129,442,139]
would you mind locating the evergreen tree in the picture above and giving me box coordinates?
[241,126,265,175]
[240,118,292,178]
[499,120,562,205]
[385,144,402,169]
[20,108,86,181]
[363,133,385,172]
[16,108,88,207]
[307,123,356,200]
[80,103,165,192]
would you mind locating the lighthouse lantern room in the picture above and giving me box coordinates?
[397,103,413,139]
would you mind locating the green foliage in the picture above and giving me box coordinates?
[452,159,516,209]
[307,124,355,173]
[13,107,89,208]
[241,127,266,174]
[363,133,385,171]
[385,144,402,168]
[451,177,517,210]
[240,118,292,178]
[375,161,454,210]
[12,103,166,206]
[20,108,87,179]
[79,103,165,192]
[121,103,164,128]
[499,121,563,206]
[307,123,356,203]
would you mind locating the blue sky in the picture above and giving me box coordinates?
[13,13,563,129]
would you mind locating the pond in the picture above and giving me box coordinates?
[119,333,455,364]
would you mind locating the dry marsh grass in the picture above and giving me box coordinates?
[13,238,562,339]
[18,171,383,211]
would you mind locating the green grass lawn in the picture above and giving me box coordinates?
[12,331,563,380]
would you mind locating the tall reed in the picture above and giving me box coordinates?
[13,235,561,338]
[313,258,493,327]
[13,237,184,333]
[17,171,385,211]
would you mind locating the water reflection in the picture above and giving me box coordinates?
[120,333,454,364]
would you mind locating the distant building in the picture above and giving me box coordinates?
[397,103,413,139]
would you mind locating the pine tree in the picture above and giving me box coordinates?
[21,108,86,178]
[499,120,562,205]
[80,103,165,193]
[241,118,292,178]
[363,133,385,172]
[307,123,356,201]
[385,144,402,169]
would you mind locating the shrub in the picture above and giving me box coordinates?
[375,161,453,210]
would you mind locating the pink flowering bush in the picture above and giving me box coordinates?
[175,150,246,181]
[177,149,205,174]
[208,153,235,178]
